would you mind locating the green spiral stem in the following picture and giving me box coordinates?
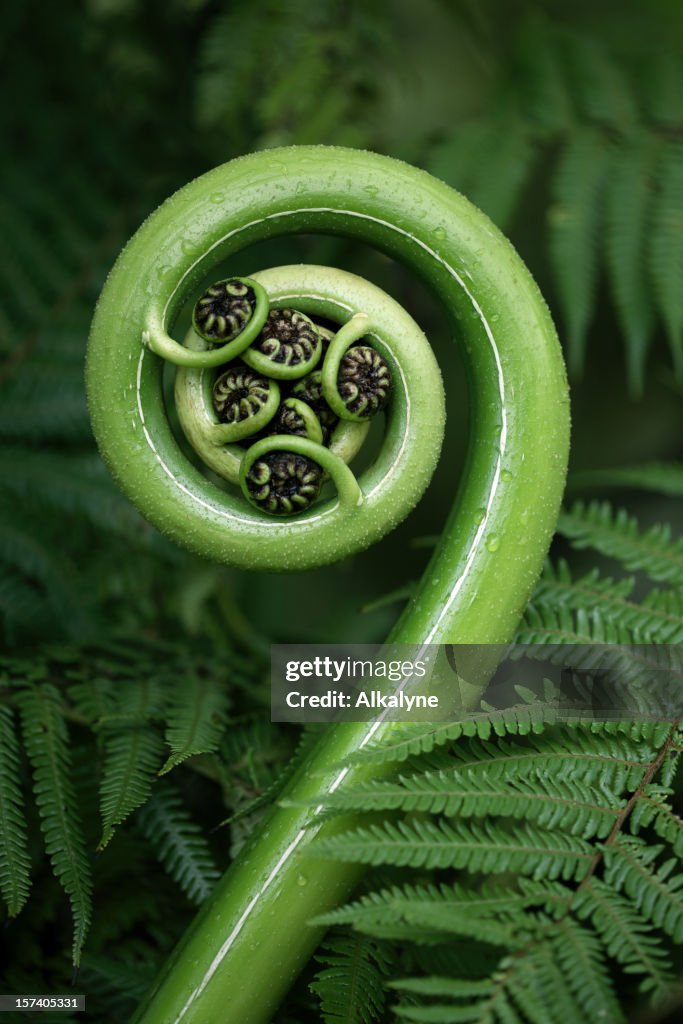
[86,146,570,1023]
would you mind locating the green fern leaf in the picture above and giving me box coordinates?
[558,501,683,586]
[604,838,683,941]
[313,879,567,937]
[648,140,683,376]
[560,31,637,127]
[515,17,573,135]
[573,880,673,997]
[429,121,497,198]
[644,53,683,128]
[137,783,220,905]
[532,560,683,643]
[571,462,683,497]
[67,676,116,729]
[548,128,610,375]
[393,1001,496,1022]
[468,116,535,230]
[0,705,31,916]
[159,672,229,775]
[312,771,620,840]
[315,819,593,880]
[631,785,683,856]
[17,683,92,964]
[310,932,390,1024]
[0,503,91,640]
[550,918,625,1022]
[604,133,658,394]
[98,681,165,849]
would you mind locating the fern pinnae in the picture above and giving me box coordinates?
[604,133,658,393]
[98,680,165,849]
[310,771,621,840]
[159,672,229,775]
[570,461,683,499]
[648,140,683,377]
[631,786,683,856]
[0,705,31,917]
[560,29,637,129]
[431,729,652,791]
[548,126,610,375]
[531,561,683,643]
[137,782,219,906]
[520,943,586,1024]
[572,880,673,998]
[602,838,683,942]
[16,683,92,965]
[310,932,390,1024]
[347,708,558,767]
[314,819,593,880]
[313,879,569,935]
[558,500,683,587]
[551,917,625,1023]
[467,113,534,230]
[515,17,573,135]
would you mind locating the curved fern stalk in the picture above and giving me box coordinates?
[86,147,569,1022]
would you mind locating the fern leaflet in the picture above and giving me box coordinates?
[17,683,92,964]
[0,705,31,916]
[137,783,219,905]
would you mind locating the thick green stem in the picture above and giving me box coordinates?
[87,146,569,1023]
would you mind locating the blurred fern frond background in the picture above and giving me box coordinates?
[1,1,683,1021]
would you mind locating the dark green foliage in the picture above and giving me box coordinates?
[0,705,31,916]
[160,671,230,774]
[16,683,93,966]
[314,717,683,1021]
[427,17,683,393]
[138,782,220,906]
[3,2,683,1021]
[311,933,391,1024]
[310,493,683,1022]
[0,642,277,966]
[558,502,683,587]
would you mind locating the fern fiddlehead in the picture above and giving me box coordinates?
[86,146,570,1022]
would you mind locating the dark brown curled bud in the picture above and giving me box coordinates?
[253,309,320,368]
[291,370,338,440]
[193,279,257,343]
[267,403,308,438]
[245,451,323,516]
[212,364,271,425]
[337,345,392,418]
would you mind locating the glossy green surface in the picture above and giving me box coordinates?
[86,146,569,1023]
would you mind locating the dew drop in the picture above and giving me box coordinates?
[209,191,225,204]
[364,185,379,197]
[501,469,513,482]
[473,508,486,525]
[296,873,308,887]
[486,535,500,553]
[433,226,447,240]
